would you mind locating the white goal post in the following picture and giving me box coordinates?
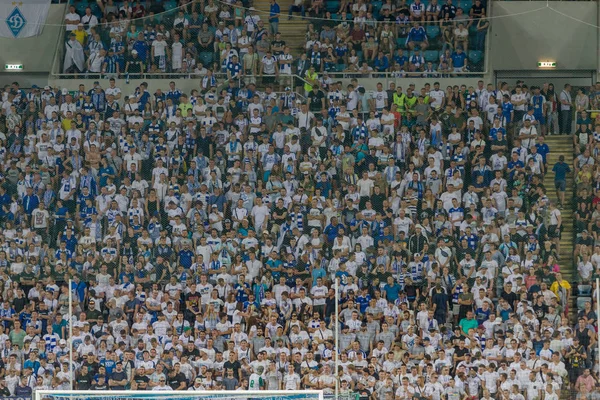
[35,390,325,400]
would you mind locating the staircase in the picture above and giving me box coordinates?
[253,0,309,55]
[541,135,576,318]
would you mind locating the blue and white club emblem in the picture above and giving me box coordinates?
[6,7,26,37]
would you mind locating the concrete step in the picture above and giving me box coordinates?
[253,0,309,53]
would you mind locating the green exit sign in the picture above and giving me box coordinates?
[5,64,23,70]
[538,61,556,68]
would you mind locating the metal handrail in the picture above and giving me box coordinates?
[51,70,487,79]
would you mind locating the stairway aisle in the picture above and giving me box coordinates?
[252,0,309,55]
[541,135,575,317]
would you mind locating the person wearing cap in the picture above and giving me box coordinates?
[125,49,144,79]
[150,32,168,73]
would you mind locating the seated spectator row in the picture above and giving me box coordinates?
[61,0,488,77]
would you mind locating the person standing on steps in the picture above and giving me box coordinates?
[551,155,571,209]
[288,0,305,19]
[269,0,281,35]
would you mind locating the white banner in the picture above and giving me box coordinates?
[0,0,51,38]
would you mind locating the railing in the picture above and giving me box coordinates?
[324,394,358,400]
[51,70,487,80]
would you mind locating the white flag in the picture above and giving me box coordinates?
[0,0,51,38]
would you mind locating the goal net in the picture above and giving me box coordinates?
[35,390,325,400]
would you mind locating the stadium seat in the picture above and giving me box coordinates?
[459,0,472,12]
[90,2,102,17]
[75,1,89,15]
[371,1,383,18]
[578,284,592,296]
[426,25,440,40]
[424,50,439,63]
[164,0,178,10]
[326,1,340,12]
[468,50,483,65]
[577,297,592,311]
[199,52,214,65]
[336,64,347,72]
[371,1,383,11]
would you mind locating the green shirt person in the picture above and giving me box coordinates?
[458,311,479,335]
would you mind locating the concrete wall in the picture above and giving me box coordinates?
[491,2,598,71]
[0,4,67,76]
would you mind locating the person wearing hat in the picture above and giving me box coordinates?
[125,48,144,79]
[150,32,168,73]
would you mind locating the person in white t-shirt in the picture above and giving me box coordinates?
[282,364,300,390]
[64,5,81,32]
[371,83,388,111]
[430,82,445,109]
[151,33,168,68]
[171,33,184,71]
[357,172,374,199]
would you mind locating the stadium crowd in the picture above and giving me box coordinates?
[0,69,593,400]
[62,0,487,78]
[0,1,598,400]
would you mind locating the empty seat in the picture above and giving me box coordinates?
[468,50,483,65]
[579,284,592,296]
[164,0,178,10]
[76,1,89,15]
[326,1,340,12]
[459,0,472,12]
[424,50,438,63]
[199,52,214,66]
[426,25,440,39]
[577,297,592,311]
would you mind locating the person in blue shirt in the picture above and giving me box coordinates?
[475,302,492,325]
[234,275,251,303]
[178,243,194,269]
[335,261,350,286]
[406,22,428,50]
[71,275,87,303]
[531,86,546,134]
[502,94,514,126]
[227,55,243,81]
[451,47,467,72]
[507,151,524,180]
[552,155,571,208]
[383,276,402,303]
[132,32,149,63]
[166,81,182,104]
[323,217,344,244]
[489,118,506,141]
[22,187,39,216]
[356,288,372,314]
[373,51,389,73]
[393,51,408,72]
[269,0,280,35]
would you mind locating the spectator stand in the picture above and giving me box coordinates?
[58,0,489,80]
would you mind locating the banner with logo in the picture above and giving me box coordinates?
[0,0,51,38]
